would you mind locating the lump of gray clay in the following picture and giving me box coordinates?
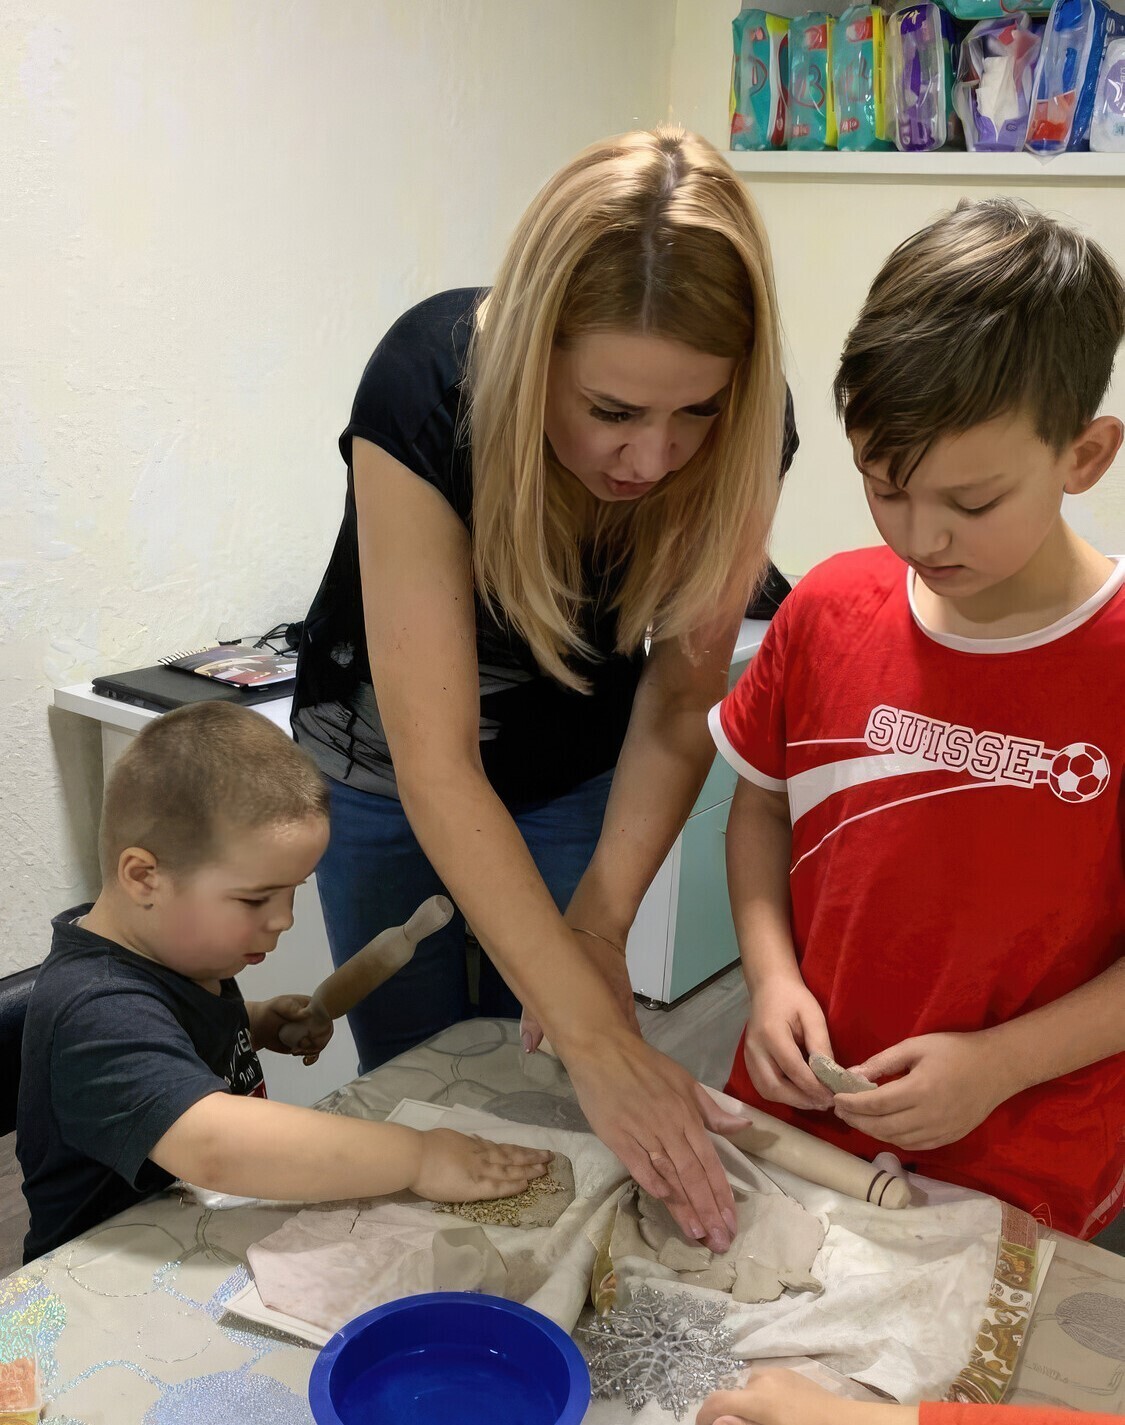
[808,1053,876,1095]
[434,1153,576,1230]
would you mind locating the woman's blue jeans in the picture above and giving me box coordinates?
[315,770,614,1072]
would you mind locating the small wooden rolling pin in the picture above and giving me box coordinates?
[278,895,453,1051]
[703,1087,911,1209]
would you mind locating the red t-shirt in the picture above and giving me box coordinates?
[920,1407,1123,1424]
[711,547,1125,1238]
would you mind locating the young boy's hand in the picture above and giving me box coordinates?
[409,1129,553,1203]
[832,1031,1010,1150]
[743,979,836,1111]
[250,995,334,1065]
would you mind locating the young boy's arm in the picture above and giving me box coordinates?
[835,957,1125,1151]
[150,1092,552,1203]
[727,778,835,1113]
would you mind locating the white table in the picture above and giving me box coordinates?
[4,1018,1122,1423]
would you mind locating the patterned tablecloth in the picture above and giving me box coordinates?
[1,1017,1122,1423]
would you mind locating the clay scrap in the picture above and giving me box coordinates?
[808,1053,876,1095]
[432,1153,575,1229]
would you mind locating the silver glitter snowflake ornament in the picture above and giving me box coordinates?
[580,1284,742,1419]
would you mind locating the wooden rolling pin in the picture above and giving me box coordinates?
[704,1087,911,1209]
[278,895,453,1051]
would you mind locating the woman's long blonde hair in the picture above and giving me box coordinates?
[468,126,785,690]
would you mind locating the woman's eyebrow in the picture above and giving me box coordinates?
[584,386,728,412]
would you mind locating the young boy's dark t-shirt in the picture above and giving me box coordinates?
[17,907,265,1262]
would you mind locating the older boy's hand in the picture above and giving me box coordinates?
[832,1031,1011,1150]
[697,1368,887,1425]
[743,979,836,1111]
[250,995,334,1065]
[409,1129,553,1203]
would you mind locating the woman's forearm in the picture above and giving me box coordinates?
[395,755,626,1050]
[570,629,740,943]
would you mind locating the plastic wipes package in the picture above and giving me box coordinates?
[833,6,894,147]
[1090,34,1125,146]
[731,8,791,149]
[787,13,838,147]
[943,0,1045,23]
[1026,0,1125,150]
[954,14,1043,148]
[887,3,962,149]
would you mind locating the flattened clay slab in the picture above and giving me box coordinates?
[732,1257,786,1304]
[432,1225,508,1293]
[680,1261,737,1292]
[433,1154,575,1229]
[808,1053,876,1095]
[657,1236,713,1272]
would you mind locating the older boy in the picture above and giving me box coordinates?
[710,199,1125,1237]
[17,703,548,1261]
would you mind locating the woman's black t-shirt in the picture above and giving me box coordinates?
[292,287,797,807]
[293,288,647,806]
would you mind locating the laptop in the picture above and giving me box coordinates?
[91,663,292,713]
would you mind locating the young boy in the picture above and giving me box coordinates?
[710,199,1125,1239]
[17,702,548,1261]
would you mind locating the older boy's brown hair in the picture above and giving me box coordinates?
[99,702,329,881]
[834,198,1125,484]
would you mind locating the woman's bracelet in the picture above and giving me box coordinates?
[572,926,628,957]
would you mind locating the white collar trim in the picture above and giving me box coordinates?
[907,556,1125,653]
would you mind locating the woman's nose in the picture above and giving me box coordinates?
[623,424,676,483]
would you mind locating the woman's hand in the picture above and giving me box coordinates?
[741,976,835,1111]
[521,926,640,1054]
[561,1026,752,1252]
[408,1129,553,1203]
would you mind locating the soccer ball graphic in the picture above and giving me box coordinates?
[1047,743,1111,803]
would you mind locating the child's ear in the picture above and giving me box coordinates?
[1064,415,1123,496]
[117,847,160,908]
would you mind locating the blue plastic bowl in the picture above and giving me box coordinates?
[307,1291,591,1425]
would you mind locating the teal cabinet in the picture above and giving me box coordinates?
[668,799,740,1001]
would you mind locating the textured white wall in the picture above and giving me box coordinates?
[0,1,676,973]
[6,0,1121,976]
[671,0,1125,574]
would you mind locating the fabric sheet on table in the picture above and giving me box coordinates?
[233,1099,1048,1409]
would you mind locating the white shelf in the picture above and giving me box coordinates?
[727,149,1125,179]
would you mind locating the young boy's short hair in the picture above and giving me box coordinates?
[98,702,329,880]
[833,198,1125,484]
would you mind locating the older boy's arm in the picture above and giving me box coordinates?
[982,954,1125,1091]
[837,956,1125,1150]
[149,1093,550,1202]
[727,778,835,1111]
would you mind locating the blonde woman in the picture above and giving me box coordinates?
[293,126,796,1252]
